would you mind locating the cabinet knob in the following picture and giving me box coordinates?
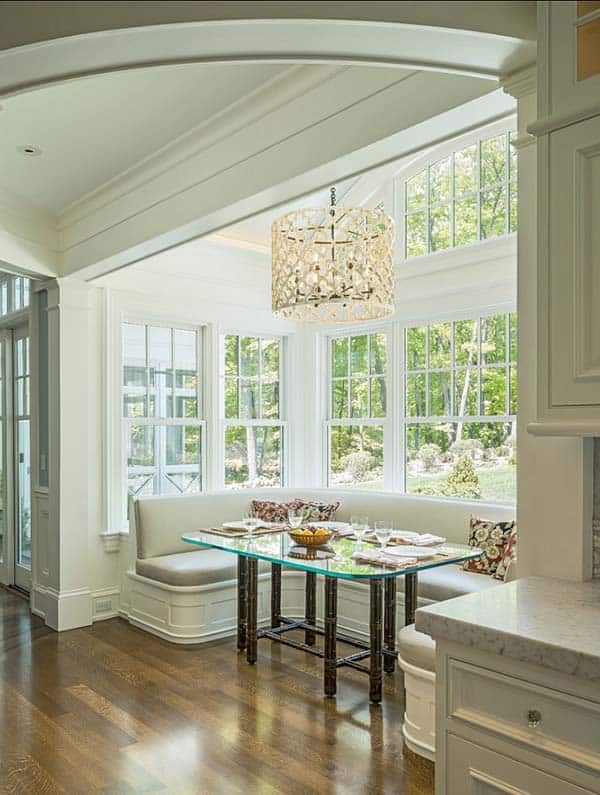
[527,709,542,729]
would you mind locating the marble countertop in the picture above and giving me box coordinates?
[415,576,600,681]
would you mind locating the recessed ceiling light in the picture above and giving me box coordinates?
[18,145,42,157]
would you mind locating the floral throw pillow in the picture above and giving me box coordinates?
[250,498,340,524]
[463,516,516,576]
[250,500,300,523]
[493,524,517,581]
[300,499,340,522]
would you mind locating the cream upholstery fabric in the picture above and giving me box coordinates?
[135,549,269,587]
[133,488,515,560]
[398,624,436,672]
[418,564,501,602]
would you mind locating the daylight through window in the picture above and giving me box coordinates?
[223,335,284,488]
[405,313,517,502]
[123,323,203,501]
[328,332,387,489]
[404,131,517,259]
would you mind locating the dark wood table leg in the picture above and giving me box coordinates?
[324,576,338,697]
[370,578,384,703]
[404,572,418,626]
[237,556,248,651]
[305,571,317,646]
[271,562,282,629]
[246,557,258,665]
[384,577,397,673]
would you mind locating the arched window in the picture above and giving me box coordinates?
[402,128,517,260]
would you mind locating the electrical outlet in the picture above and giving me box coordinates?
[95,599,112,614]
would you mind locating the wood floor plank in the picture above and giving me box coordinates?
[0,588,434,794]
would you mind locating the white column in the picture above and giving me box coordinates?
[31,279,93,629]
[503,68,593,581]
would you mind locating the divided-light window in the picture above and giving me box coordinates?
[123,323,203,500]
[328,332,387,489]
[223,335,284,488]
[0,275,30,316]
[405,313,517,503]
[404,131,517,259]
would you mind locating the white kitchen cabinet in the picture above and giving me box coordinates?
[435,642,600,795]
[530,2,600,435]
[445,734,595,795]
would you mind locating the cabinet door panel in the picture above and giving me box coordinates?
[547,114,600,408]
[446,734,594,795]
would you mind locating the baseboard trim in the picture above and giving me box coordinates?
[31,583,93,631]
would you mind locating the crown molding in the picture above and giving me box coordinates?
[501,63,536,99]
[58,64,346,228]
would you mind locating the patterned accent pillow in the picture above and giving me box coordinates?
[299,499,340,522]
[250,498,340,524]
[463,516,516,576]
[250,499,300,523]
[493,524,517,581]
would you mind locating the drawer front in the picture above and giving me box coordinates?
[446,734,595,795]
[447,659,600,774]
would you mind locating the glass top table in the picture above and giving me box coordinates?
[182,529,483,703]
[182,530,481,579]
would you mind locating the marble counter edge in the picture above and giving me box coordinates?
[415,592,600,683]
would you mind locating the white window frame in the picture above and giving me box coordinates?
[324,322,394,491]
[402,310,517,500]
[121,318,206,514]
[322,304,517,505]
[219,330,288,489]
[0,274,30,317]
[396,118,517,264]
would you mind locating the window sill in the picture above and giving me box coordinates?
[100,530,129,553]
[396,234,516,281]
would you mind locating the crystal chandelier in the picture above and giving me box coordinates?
[271,188,396,323]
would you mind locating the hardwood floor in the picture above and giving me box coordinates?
[0,588,434,794]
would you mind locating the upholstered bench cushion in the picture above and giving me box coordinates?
[398,624,436,672]
[418,564,502,602]
[136,549,262,587]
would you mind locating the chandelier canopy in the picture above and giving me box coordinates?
[271,188,395,323]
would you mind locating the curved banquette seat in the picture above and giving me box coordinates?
[123,488,514,644]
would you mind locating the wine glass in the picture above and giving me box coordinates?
[242,512,260,537]
[374,521,392,552]
[287,507,304,529]
[351,514,369,547]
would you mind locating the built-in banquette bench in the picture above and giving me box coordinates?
[121,489,514,646]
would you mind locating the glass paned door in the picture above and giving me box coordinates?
[13,325,31,590]
[0,332,11,586]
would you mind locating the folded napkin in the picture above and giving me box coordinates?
[352,549,417,569]
[222,521,273,531]
[393,531,446,546]
[334,525,355,537]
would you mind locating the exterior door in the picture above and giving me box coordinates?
[0,330,12,585]
[13,324,31,591]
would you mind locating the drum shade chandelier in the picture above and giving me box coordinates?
[271,188,396,323]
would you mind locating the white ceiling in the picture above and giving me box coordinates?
[0,62,288,213]
[0,61,415,216]
[210,176,361,250]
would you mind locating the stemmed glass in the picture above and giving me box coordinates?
[374,521,392,553]
[287,507,304,529]
[242,512,261,538]
[351,515,369,548]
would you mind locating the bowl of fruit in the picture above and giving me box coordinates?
[288,526,333,547]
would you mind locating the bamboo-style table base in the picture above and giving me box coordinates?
[236,558,418,704]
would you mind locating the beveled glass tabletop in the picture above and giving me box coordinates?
[182,530,482,580]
